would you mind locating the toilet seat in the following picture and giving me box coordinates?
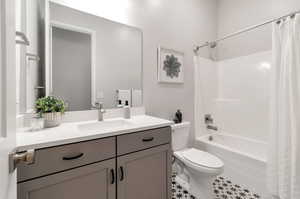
[174,148,224,175]
[182,148,223,169]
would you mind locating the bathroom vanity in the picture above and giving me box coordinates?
[14,1,172,198]
[16,115,172,199]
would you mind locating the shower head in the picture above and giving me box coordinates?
[193,46,200,53]
[193,41,217,53]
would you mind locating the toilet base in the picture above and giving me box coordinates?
[175,169,216,199]
[173,148,224,199]
[175,175,190,191]
[189,174,215,199]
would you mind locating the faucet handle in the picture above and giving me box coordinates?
[96,102,106,110]
[204,114,214,124]
[92,102,103,109]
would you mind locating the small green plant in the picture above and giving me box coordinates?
[35,96,66,116]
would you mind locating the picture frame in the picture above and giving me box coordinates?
[157,46,184,83]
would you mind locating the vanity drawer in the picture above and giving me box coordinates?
[17,137,116,182]
[117,127,171,155]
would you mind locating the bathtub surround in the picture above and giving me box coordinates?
[194,52,271,197]
[267,15,300,199]
[194,56,218,138]
[216,51,272,141]
[194,51,272,142]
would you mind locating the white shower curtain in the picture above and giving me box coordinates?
[267,14,300,199]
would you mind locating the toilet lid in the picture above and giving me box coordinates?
[182,148,224,169]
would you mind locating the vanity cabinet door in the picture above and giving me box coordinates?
[117,144,172,199]
[18,159,116,199]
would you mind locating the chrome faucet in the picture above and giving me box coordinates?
[94,102,106,121]
[205,114,218,131]
[207,125,218,131]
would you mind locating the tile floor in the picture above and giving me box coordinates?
[172,174,261,199]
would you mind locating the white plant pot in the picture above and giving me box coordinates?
[43,112,62,128]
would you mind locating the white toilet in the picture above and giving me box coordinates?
[172,121,224,199]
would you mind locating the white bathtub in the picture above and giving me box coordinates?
[195,133,268,197]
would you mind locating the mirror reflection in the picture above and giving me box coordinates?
[16,0,143,114]
[49,3,143,111]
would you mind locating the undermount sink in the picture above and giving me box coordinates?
[77,119,133,132]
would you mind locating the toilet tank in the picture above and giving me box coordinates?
[171,121,191,151]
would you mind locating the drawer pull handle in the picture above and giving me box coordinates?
[62,153,84,160]
[119,166,124,181]
[142,137,154,142]
[110,169,115,184]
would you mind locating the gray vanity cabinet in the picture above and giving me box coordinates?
[18,159,116,199]
[117,144,172,199]
[17,126,172,199]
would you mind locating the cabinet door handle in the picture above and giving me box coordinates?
[62,153,84,160]
[110,169,115,184]
[119,166,124,181]
[142,137,154,142]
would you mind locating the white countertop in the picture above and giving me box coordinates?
[16,115,173,152]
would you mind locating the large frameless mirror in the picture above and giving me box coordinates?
[16,0,143,114]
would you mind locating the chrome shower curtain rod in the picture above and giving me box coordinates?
[194,9,300,52]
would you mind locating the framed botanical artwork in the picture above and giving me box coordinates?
[157,47,184,83]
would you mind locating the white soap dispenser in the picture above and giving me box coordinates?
[124,100,131,119]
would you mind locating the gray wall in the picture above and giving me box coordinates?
[52,27,91,111]
[50,3,142,109]
[50,0,218,136]
[217,0,300,60]
[126,0,217,126]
